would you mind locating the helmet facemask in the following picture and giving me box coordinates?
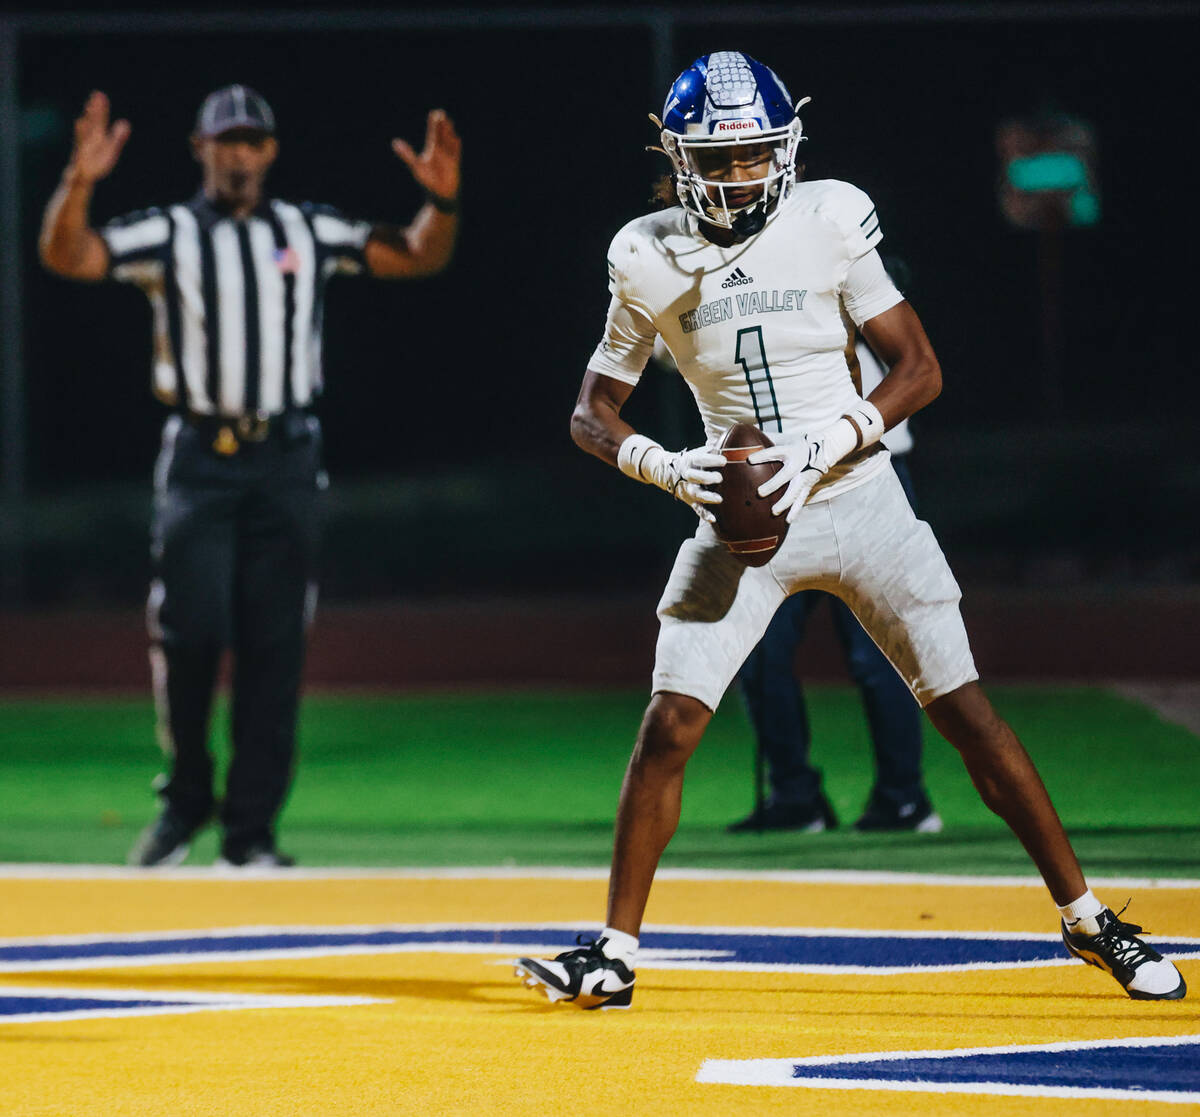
[661,118,803,237]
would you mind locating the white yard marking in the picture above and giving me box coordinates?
[1113,682,1200,737]
[0,864,1197,887]
[698,1033,1200,1105]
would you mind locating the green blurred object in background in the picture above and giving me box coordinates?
[1006,152,1100,227]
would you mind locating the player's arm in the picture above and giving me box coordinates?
[571,368,638,468]
[39,91,130,281]
[577,242,724,519]
[572,366,725,522]
[857,299,942,428]
[364,109,461,279]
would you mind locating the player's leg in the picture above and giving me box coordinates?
[130,417,235,866]
[924,681,1183,998]
[607,691,712,933]
[513,692,711,1010]
[516,524,788,1008]
[222,426,321,866]
[620,527,788,925]
[926,681,1080,894]
[731,591,837,831]
[834,465,1185,999]
[828,597,934,831]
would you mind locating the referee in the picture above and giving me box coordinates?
[39,86,461,867]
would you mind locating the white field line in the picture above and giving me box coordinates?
[0,864,1197,888]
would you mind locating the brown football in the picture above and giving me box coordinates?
[712,423,788,567]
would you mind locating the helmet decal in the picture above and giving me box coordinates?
[704,52,758,110]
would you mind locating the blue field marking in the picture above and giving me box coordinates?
[2,994,177,1014]
[698,1035,1200,1103]
[0,986,386,1023]
[2,924,1198,975]
[795,1041,1200,1092]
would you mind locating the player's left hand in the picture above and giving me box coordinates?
[750,435,834,523]
[392,109,461,205]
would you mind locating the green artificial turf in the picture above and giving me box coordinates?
[0,687,1196,876]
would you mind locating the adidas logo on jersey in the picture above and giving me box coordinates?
[721,267,753,288]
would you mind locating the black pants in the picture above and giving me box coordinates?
[147,413,323,852]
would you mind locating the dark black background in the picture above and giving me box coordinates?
[6,4,1199,600]
[16,10,1196,477]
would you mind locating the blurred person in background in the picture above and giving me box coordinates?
[729,256,941,836]
[39,86,461,867]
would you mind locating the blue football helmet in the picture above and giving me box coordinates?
[657,51,808,238]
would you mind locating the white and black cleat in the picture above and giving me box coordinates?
[1062,905,1187,1000]
[514,937,635,1010]
[127,811,196,867]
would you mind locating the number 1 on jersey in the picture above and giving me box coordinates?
[734,326,782,432]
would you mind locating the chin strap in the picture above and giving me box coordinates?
[729,202,768,240]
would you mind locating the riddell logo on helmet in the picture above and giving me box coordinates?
[714,119,760,133]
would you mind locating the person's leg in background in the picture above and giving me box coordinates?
[220,427,321,866]
[729,590,838,831]
[129,420,236,866]
[829,596,941,831]
[841,451,941,830]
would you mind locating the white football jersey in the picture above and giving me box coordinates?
[589,179,904,501]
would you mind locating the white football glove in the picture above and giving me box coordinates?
[751,402,885,523]
[617,434,726,523]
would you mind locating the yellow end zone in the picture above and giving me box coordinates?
[1,870,1197,1117]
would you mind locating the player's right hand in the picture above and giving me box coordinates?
[617,435,725,522]
[67,91,131,185]
[657,446,726,523]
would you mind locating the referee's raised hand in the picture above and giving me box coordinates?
[41,91,131,278]
[69,91,131,185]
[391,108,461,206]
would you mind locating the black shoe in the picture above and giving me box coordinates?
[128,811,198,867]
[727,794,838,833]
[215,841,296,868]
[1062,905,1186,1000]
[514,937,635,1010]
[854,791,943,833]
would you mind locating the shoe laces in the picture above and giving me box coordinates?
[1093,901,1161,968]
[554,935,636,985]
[554,935,606,965]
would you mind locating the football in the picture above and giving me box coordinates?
[712,423,788,566]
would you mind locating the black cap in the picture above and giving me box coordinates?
[195,84,275,137]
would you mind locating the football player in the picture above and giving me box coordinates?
[515,51,1184,1008]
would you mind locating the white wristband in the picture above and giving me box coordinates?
[842,400,886,451]
[818,418,860,468]
[616,433,665,483]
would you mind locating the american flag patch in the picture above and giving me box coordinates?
[274,247,300,274]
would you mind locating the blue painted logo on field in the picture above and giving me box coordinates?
[793,1040,1200,1092]
[4,992,182,1016]
[699,1035,1200,1103]
[0,987,383,1023]
[2,924,1198,976]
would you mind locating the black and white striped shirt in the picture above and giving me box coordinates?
[101,193,372,416]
